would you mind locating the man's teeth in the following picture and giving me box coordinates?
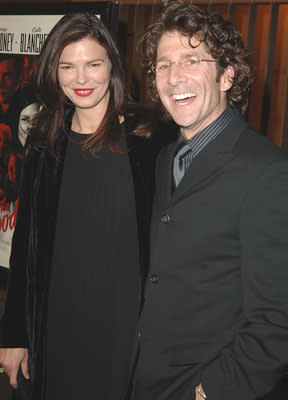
[173,93,196,100]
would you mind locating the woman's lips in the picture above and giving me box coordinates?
[73,89,94,97]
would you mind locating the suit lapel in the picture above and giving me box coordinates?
[167,110,248,206]
[155,139,179,208]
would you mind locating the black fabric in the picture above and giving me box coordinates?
[12,362,33,400]
[1,107,177,400]
[45,130,140,400]
[132,109,288,400]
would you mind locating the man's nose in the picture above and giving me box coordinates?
[167,62,186,86]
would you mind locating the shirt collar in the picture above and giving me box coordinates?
[177,104,233,155]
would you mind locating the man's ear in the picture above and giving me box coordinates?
[220,65,234,92]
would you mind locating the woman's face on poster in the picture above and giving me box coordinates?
[18,102,39,146]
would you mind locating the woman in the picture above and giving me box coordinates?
[4,86,41,206]
[8,85,40,150]
[0,12,155,400]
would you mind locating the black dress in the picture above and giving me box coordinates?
[45,130,140,399]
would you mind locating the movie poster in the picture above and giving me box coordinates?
[0,3,117,268]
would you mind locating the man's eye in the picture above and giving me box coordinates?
[187,57,199,65]
[90,62,101,67]
[158,64,170,71]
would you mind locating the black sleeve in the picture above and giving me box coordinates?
[201,160,288,400]
[1,153,35,348]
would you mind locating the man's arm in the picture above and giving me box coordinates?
[199,160,288,400]
[0,348,29,388]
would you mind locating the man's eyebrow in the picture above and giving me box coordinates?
[156,52,199,63]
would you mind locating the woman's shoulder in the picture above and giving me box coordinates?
[124,104,178,164]
[124,103,153,137]
[124,103,177,139]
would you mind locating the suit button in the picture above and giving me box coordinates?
[150,274,159,284]
[161,214,170,224]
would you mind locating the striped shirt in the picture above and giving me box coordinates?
[173,105,233,188]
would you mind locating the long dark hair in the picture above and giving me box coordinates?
[29,12,127,155]
[137,0,253,115]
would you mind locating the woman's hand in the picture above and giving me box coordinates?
[0,348,29,388]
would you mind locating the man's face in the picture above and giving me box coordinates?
[155,31,233,140]
[0,58,18,105]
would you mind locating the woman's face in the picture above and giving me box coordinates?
[18,102,39,146]
[57,37,111,116]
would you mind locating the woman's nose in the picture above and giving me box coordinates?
[75,68,87,84]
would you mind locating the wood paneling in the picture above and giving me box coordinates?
[248,5,272,132]
[235,5,250,44]
[267,4,288,146]
[215,4,230,19]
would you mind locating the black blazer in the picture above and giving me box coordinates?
[133,109,288,400]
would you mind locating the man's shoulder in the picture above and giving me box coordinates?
[227,108,288,164]
[237,123,288,163]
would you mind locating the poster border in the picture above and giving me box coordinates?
[0,1,118,39]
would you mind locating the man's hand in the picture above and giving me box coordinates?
[196,384,207,400]
[0,348,29,388]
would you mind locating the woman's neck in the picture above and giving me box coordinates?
[71,108,104,134]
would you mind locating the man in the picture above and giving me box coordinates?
[0,56,21,121]
[133,1,288,399]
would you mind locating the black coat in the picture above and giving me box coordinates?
[1,110,171,400]
[133,109,288,400]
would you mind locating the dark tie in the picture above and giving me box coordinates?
[173,142,192,188]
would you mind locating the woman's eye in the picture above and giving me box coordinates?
[89,62,101,68]
[59,65,72,70]
[20,116,29,123]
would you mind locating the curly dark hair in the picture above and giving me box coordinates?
[137,0,253,114]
